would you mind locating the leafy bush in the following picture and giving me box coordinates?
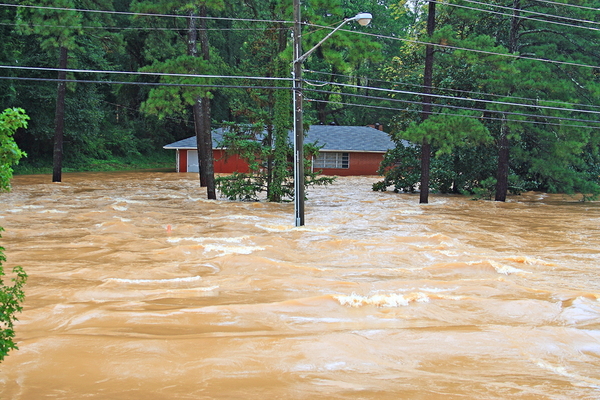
[0,108,29,192]
[0,227,27,362]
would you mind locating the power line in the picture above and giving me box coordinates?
[457,0,600,27]
[306,24,600,70]
[0,3,292,25]
[305,88,600,125]
[533,0,600,12]
[305,96,600,130]
[305,78,600,117]
[0,21,284,32]
[4,74,600,128]
[4,63,600,121]
[304,68,600,111]
[4,64,597,116]
[5,2,599,71]
[0,65,292,82]
[0,76,285,91]
[431,0,600,32]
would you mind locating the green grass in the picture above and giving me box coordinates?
[13,152,175,175]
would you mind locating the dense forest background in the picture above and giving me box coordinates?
[1,0,599,198]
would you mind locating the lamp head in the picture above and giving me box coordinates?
[352,12,372,26]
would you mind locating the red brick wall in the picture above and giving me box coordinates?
[213,149,250,173]
[177,150,383,176]
[315,152,384,176]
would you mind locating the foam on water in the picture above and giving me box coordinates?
[167,236,250,244]
[106,276,203,284]
[488,260,528,275]
[533,358,600,387]
[506,256,555,266]
[111,197,147,204]
[256,223,331,233]
[203,244,266,255]
[419,286,458,293]
[227,215,261,220]
[334,292,430,308]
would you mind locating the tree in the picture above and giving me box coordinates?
[374,112,491,194]
[383,0,600,200]
[132,0,224,199]
[0,108,28,192]
[16,0,119,181]
[419,0,436,204]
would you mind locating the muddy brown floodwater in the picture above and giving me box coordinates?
[0,171,599,399]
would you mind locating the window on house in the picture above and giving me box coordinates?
[313,152,349,169]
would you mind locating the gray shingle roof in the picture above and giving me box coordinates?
[163,125,397,153]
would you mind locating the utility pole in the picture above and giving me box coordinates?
[292,0,305,226]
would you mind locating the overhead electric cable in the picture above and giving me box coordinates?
[0,21,283,32]
[304,68,600,111]
[457,0,600,27]
[4,1,599,71]
[305,88,600,125]
[304,23,600,70]
[0,65,292,82]
[3,63,599,118]
[0,3,292,24]
[305,97,600,130]
[0,75,284,90]
[305,78,600,116]
[430,0,600,32]
[533,0,600,12]
[4,73,600,128]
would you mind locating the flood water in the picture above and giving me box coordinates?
[0,171,599,399]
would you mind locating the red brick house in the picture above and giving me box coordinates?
[163,125,396,176]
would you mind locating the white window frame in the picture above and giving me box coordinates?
[313,152,349,169]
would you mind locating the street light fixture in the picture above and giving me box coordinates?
[292,3,372,227]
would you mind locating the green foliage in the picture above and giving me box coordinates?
[0,108,28,192]
[396,113,491,156]
[383,0,600,200]
[140,56,213,119]
[215,124,335,202]
[469,177,497,200]
[2,0,600,203]
[0,227,27,362]
[373,143,421,193]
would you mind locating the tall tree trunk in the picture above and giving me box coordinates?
[52,46,68,183]
[495,0,520,202]
[495,116,510,201]
[199,5,216,199]
[419,0,436,204]
[268,20,291,203]
[188,8,216,199]
[188,12,205,187]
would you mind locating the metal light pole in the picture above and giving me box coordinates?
[292,1,372,226]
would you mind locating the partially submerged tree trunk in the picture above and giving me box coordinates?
[198,5,216,199]
[419,0,436,204]
[495,115,510,201]
[52,46,68,183]
[495,0,520,202]
[188,8,216,199]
